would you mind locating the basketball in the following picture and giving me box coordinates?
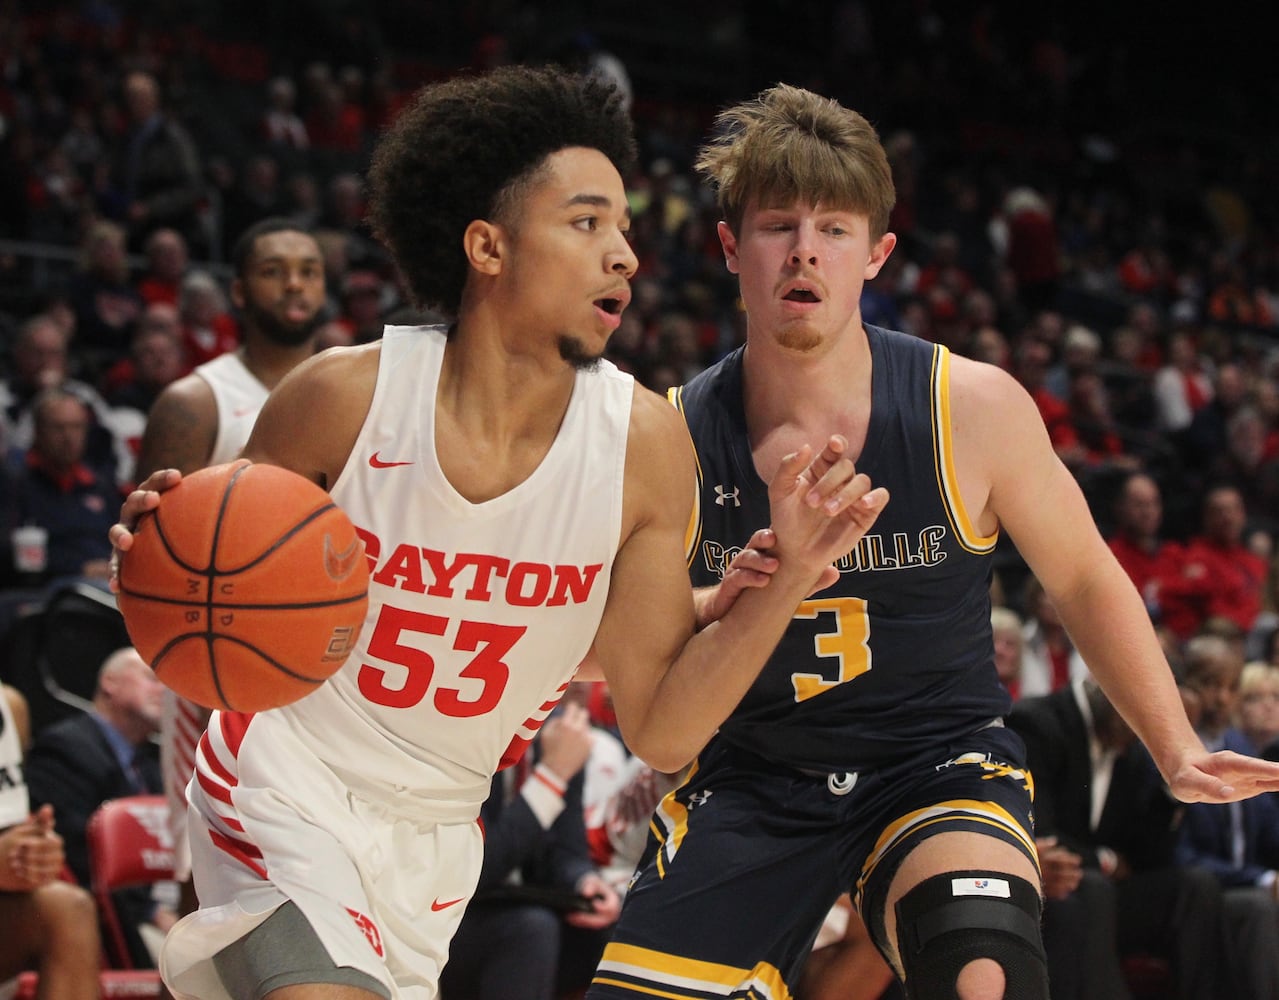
[117,459,370,712]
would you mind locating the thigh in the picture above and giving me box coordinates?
[854,727,1039,973]
[590,753,847,999]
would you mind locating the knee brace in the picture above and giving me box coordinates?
[895,870,1048,1000]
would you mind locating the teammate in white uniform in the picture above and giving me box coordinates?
[0,685,101,1000]
[111,66,888,1000]
[133,218,326,908]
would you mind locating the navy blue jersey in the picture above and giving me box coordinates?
[672,325,1011,772]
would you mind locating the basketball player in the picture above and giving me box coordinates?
[132,217,326,943]
[110,66,886,1000]
[586,84,1279,1000]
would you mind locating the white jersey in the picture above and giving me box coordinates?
[279,323,630,812]
[0,690,26,827]
[195,351,270,465]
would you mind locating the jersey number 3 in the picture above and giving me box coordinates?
[356,605,525,714]
[790,596,871,702]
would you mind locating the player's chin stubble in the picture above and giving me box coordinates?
[558,335,603,372]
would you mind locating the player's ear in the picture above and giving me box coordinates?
[464,219,505,276]
[717,221,740,276]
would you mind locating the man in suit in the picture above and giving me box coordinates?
[1179,635,1279,997]
[440,701,621,1000]
[1009,674,1226,1000]
[24,646,171,967]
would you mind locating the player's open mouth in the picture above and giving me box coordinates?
[595,297,625,315]
[783,288,821,302]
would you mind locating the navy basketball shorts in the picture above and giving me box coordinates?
[587,723,1036,1000]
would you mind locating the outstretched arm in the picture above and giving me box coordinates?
[966,357,1279,802]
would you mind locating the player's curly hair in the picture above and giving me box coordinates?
[367,64,636,316]
[695,83,895,241]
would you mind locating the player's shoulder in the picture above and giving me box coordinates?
[149,369,218,427]
[278,341,381,401]
[622,382,696,500]
[947,352,1039,421]
[628,380,690,449]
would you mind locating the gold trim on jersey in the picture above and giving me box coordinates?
[594,941,793,1000]
[668,385,703,567]
[853,797,1038,909]
[930,346,999,555]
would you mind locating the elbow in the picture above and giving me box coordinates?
[621,729,697,775]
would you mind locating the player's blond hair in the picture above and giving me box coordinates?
[694,83,895,240]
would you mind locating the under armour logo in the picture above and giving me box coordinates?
[688,790,713,808]
[714,485,740,507]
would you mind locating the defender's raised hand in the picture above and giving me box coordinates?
[767,435,888,577]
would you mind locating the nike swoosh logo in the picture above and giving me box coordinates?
[369,451,413,469]
[431,896,466,911]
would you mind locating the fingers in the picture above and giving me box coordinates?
[799,435,849,490]
[724,528,780,588]
[31,804,54,832]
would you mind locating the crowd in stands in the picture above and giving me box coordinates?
[1,1,1279,997]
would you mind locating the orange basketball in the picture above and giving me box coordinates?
[117,459,370,712]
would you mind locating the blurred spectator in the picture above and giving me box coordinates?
[1019,574,1087,697]
[0,313,136,488]
[1045,323,1102,401]
[1184,361,1250,471]
[1177,638,1279,998]
[439,703,620,1000]
[66,218,143,361]
[6,387,121,587]
[1204,406,1279,531]
[1236,662,1279,759]
[109,70,207,254]
[1159,485,1269,642]
[1013,335,1083,467]
[283,170,323,230]
[1099,322,1158,431]
[1183,634,1246,750]
[996,186,1060,312]
[221,154,285,254]
[1152,329,1214,443]
[24,647,172,969]
[260,75,310,153]
[177,269,239,367]
[915,230,976,302]
[135,227,189,307]
[969,324,1011,369]
[335,268,388,344]
[104,309,187,414]
[1010,675,1226,1000]
[1105,471,1185,624]
[0,683,102,1000]
[991,605,1026,699]
[321,171,380,266]
[1061,368,1141,478]
[305,78,364,156]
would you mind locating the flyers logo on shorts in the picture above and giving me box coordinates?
[346,907,384,957]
